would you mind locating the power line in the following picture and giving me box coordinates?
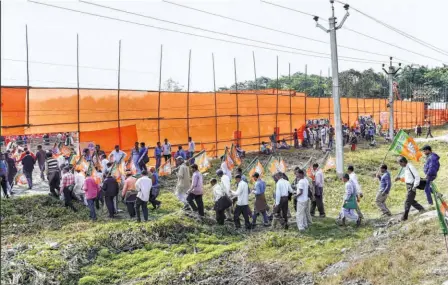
[335,0,448,57]
[260,0,448,64]
[27,0,383,65]
[163,0,407,61]
[79,0,385,63]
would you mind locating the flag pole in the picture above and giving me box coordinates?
[242,156,258,174]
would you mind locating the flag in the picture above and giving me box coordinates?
[324,155,336,172]
[432,183,448,235]
[196,151,210,173]
[14,170,28,186]
[60,146,71,157]
[389,130,422,161]
[266,155,285,175]
[248,159,264,181]
[75,157,89,173]
[110,157,125,183]
[126,160,138,175]
[224,147,235,171]
[396,167,405,182]
[230,143,241,166]
[159,159,172,176]
[69,154,79,166]
[306,165,315,180]
[278,155,287,173]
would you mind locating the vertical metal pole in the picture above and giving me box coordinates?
[317,70,322,116]
[234,58,239,134]
[187,49,191,141]
[212,53,218,156]
[158,45,163,143]
[26,25,30,126]
[76,34,80,137]
[289,62,293,146]
[304,64,307,124]
[275,55,279,131]
[117,40,122,146]
[329,7,344,176]
[253,51,261,147]
[388,71,394,138]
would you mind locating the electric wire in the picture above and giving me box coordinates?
[27,0,383,65]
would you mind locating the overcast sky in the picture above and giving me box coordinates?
[2,0,448,91]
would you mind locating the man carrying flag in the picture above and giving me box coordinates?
[421,145,440,205]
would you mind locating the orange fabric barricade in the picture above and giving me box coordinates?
[79,125,137,153]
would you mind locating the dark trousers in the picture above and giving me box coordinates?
[0,175,8,197]
[63,187,77,212]
[126,202,136,218]
[38,163,45,180]
[149,193,161,209]
[424,176,435,205]
[135,197,148,222]
[138,161,147,172]
[252,211,269,225]
[215,207,226,225]
[48,171,60,197]
[403,184,424,220]
[163,154,171,162]
[87,198,97,220]
[23,170,33,189]
[155,156,162,170]
[310,195,325,216]
[104,196,115,218]
[426,130,433,138]
[273,197,289,228]
[234,205,251,229]
[187,193,204,216]
[7,171,16,191]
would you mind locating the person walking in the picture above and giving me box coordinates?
[376,164,392,216]
[35,145,46,181]
[188,137,195,160]
[175,157,190,206]
[272,172,293,230]
[328,125,335,149]
[251,172,269,228]
[426,122,433,138]
[295,169,310,231]
[74,169,86,205]
[83,172,100,221]
[211,178,227,225]
[186,164,204,217]
[137,142,149,172]
[149,167,162,209]
[162,138,172,162]
[46,152,60,197]
[154,142,162,171]
[5,152,17,194]
[135,170,152,222]
[231,175,251,230]
[0,153,9,198]
[60,167,77,212]
[310,163,326,217]
[416,125,422,137]
[217,169,232,220]
[347,165,364,220]
[108,145,127,164]
[293,129,299,149]
[21,151,35,190]
[396,157,425,221]
[122,171,138,218]
[338,174,360,226]
[102,172,119,218]
[422,145,440,205]
[130,142,141,174]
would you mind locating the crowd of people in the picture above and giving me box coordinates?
[0,126,442,231]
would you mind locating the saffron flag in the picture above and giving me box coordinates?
[224,147,235,171]
[266,155,286,175]
[432,183,448,235]
[324,156,336,172]
[110,157,125,183]
[248,159,264,181]
[196,150,210,173]
[159,159,172,176]
[75,157,89,173]
[278,155,287,173]
[389,130,422,161]
[126,160,137,175]
[230,143,241,166]
[60,146,72,157]
[14,170,28,186]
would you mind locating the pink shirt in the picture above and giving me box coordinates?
[83,177,100,200]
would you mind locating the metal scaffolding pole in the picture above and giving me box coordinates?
[212,53,218,157]
[117,40,122,146]
[157,45,163,143]
[253,51,261,147]
[187,49,192,141]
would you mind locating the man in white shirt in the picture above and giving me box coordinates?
[273,172,293,229]
[100,154,109,176]
[220,157,232,181]
[188,137,195,160]
[230,175,251,230]
[396,157,424,221]
[295,169,310,231]
[321,126,327,146]
[311,163,326,217]
[73,169,87,205]
[109,145,127,164]
[162,138,172,162]
[135,170,152,222]
[211,178,226,225]
[347,165,364,220]
[217,169,232,220]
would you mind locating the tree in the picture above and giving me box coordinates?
[163,78,184,92]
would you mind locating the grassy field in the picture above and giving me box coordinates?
[1,125,447,285]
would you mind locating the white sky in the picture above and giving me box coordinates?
[2,0,448,91]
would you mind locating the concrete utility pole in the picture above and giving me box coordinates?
[314,0,349,177]
[382,57,401,139]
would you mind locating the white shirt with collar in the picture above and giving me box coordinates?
[314,169,324,188]
[404,163,420,188]
[296,178,309,202]
[221,161,232,180]
[231,180,249,206]
[135,176,152,202]
[275,178,293,205]
[349,172,362,195]
[220,175,231,196]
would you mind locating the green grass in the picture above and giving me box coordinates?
[1,125,447,284]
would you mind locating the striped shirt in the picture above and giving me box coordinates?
[46,158,59,173]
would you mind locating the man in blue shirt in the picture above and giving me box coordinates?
[251,172,269,227]
[137,142,149,172]
[376,164,392,216]
[154,142,162,171]
[422,145,440,205]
